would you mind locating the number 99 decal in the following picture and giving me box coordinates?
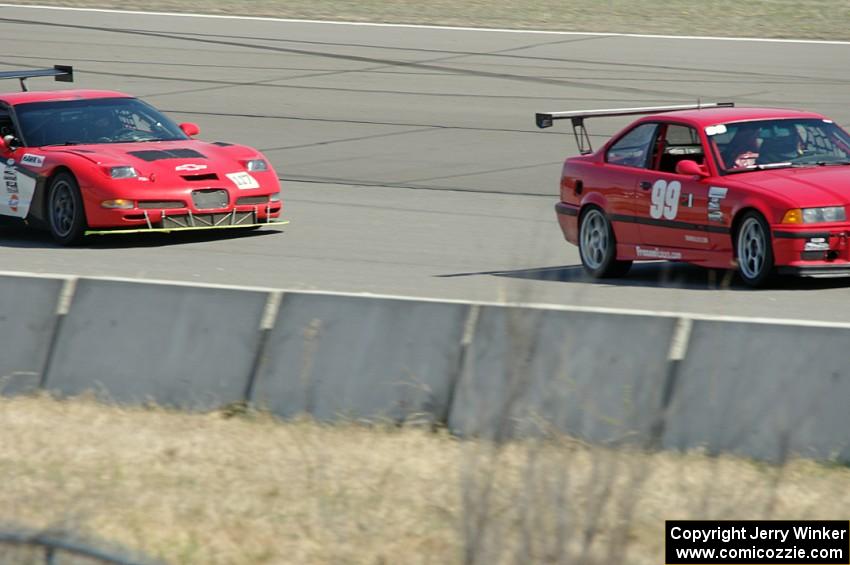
[649,179,681,220]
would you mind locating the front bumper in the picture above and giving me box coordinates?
[777,264,850,277]
[772,227,850,276]
[84,201,285,236]
[85,209,288,236]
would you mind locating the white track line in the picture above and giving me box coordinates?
[2,3,850,46]
[1,269,849,329]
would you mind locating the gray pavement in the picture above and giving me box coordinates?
[2,5,850,320]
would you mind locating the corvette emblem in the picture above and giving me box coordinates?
[9,194,18,212]
[175,163,207,172]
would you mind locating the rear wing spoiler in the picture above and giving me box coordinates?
[0,65,74,92]
[535,101,734,155]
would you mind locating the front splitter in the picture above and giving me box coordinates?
[85,220,289,236]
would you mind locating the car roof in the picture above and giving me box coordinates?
[0,89,133,106]
[640,106,826,126]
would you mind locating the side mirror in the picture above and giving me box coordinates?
[179,122,200,137]
[676,159,709,177]
[0,134,21,152]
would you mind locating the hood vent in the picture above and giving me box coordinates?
[127,148,206,162]
[182,173,218,181]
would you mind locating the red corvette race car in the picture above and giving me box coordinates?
[0,66,285,244]
[537,102,850,287]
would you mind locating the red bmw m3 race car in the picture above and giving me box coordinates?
[537,102,850,287]
[0,66,285,245]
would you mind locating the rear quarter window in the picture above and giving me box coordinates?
[606,123,657,168]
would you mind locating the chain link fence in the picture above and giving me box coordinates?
[0,526,162,565]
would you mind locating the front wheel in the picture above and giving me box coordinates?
[47,172,87,246]
[578,207,632,278]
[735,211,774,287]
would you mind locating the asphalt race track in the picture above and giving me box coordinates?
[2,5,850,321]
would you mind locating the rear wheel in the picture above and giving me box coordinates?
[735,211,774,287]
[579,207,632,278]
[47,172,87,246]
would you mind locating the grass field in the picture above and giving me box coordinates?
[1,395,848,564]
[6,0,850,40]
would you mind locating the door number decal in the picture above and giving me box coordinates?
[649,179,681,220]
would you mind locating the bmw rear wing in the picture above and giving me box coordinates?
[0,65,73,92]
[535,101,734,155]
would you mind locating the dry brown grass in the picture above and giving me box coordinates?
[0,394,848,564]
[7,0,850,40]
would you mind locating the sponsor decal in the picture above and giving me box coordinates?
[3,167,17,194]
[226,171,260,190]
[708,186,728,199]
[175,163,208,172]
[707,186,728,217]
[708,210,724,223]
[684,234,709,244]
[636,246,683,260]
[20,153,44,168]
[804,237,830,251]
[0,159,35,218]
[705,124,727,136]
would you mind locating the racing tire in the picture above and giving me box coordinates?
[47,172,87,246]
[578,207,632,278]
[734,211,774,288]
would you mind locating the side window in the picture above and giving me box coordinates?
[656,124,705,173]
[606,123,657,168]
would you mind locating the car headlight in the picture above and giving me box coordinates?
[782,207,846,224]
[110,166,138,179]
[803,206,846,223]
[244,159,268,172]
[270,192,281,202]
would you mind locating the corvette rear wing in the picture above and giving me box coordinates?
[0,65,74,92]
[535,101,734,155]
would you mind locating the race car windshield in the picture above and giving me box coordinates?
[14,97,189,147]
[709,118,850,174]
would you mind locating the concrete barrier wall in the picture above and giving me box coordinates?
[43,279,268,409]
[662,320,850,462]
[0,275,64,395]
[2,273,849,463]
[252,293,468,424]
[448,306,676,444]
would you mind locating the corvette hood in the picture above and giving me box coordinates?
[43,140,265,183]
[733,166,850,207]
